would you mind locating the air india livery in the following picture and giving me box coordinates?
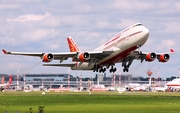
[2,23,175,73]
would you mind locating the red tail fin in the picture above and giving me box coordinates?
[1,76,4,84]
[2,49,7,54]
[67,37,81,52]
[8,75,12,85]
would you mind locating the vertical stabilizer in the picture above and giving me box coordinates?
[8,75,12,85]
[1,77,4,84]
[67,37,81,52]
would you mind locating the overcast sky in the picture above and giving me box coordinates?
[0,0,180,78]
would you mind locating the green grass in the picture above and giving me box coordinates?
[0,91,180,113]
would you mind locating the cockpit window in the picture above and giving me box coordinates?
[133,24,143,27]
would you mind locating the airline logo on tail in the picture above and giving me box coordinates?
[67,37,81,52]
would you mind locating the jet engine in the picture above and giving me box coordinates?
[145,53,156,62]
[158,54,170,62]
[78,52,90,61]
[42,53,54,62]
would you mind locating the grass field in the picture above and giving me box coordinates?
[0,91,180,113]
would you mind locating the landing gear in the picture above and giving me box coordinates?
[99,67,106,73]
[123,65,129,72]
[137,44,142,55]
[93,64,117,73]
[122,57,134,72]
[109,65,116,73]
[93,64,98,72]
[93,64,106,73]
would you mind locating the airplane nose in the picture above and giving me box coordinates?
[135,26,149,46]
[143,27,149,38]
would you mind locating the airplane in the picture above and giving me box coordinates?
[0,75,12,88]
[125,83,146,91]
[2,23,175,73]
[166,78,180,90]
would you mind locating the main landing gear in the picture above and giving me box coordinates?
[93,64,106,73]
[123,65,129,72]
[93,64,98,72]
[109,65,116,73]
[122,57,134,72]
[99,67,106,73]
[93,64,117,73]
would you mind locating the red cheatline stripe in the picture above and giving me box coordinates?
[167,84,180,86]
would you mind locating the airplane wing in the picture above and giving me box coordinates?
[119,49,175,72]
[128,49,175,63]
[2,49,114,63]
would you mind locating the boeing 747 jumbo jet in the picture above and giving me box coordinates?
[2,23,175,73]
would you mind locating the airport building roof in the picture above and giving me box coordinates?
[25,73,74,81]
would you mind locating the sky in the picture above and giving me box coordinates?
[0,0,180,78]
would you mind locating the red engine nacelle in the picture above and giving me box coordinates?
[42,53,54,62]
[78,52,90,61]
[158,54,170,62]
[145,53,156,62]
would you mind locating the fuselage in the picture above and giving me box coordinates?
[71,23,149,70]
[166,78,180,89]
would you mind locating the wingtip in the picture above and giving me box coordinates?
[2,49,7,54]
[170,49,175,53]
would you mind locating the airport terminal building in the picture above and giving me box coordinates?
[24,74,77,87]
[25,73,74,81]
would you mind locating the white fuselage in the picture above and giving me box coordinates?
[71,23,149,70]
[166,78,180,89]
